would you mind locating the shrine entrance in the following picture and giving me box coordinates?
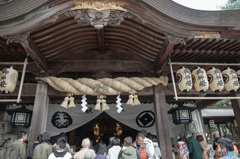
[76,112,138,146]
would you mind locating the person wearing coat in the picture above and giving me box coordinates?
[9,131,27,159]
[152,138,161,159]
[33,132,53,159]
[174,138,189,159]
[118,136,137,159]
[196,135,208,159]
[94,143,108,159]
[184,131,203,159]
[107,137,121,159]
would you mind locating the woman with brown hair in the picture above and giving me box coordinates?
[196,135,209,159]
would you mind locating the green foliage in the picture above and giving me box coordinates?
[208,99,232,107]
[219,0,240,10]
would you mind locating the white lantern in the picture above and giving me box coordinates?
[192,67,209,93]
[222,67,239,92]
[207,67,224,93]
[236,69,240,86]
[176,66,192,93]
[0,66,18,94]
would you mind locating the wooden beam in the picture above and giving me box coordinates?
[97,29,105,54]
[20,37,49,73]
[231,94,240,135]
[154,40,175,69]
[28,83,49,148]
[49,60,154,73]
[196,99,220,110]
[153,84,172,159]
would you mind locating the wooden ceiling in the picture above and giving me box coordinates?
[30,15,165,62]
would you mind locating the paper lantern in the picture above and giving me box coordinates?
[0,67,18,94]
[237,69,240,85]
[176,66,192,93]
[192,67,209,93]
[222,67,239,92]
[168,103,197,125]
[207,67,224,93]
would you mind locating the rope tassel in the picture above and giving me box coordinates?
[68,96,76,108]
[133,94,141,106]
[102,99,110,111]
[126,94,134,106]
[61,96,69,108]
[95,98,101,111]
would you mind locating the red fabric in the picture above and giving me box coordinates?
[132,142,148,159]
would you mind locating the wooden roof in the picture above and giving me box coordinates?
[0,0,240,104]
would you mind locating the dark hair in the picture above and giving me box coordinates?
[39,132,51,144]
[216,137,234,151]
[112,137,120,146]
[97,143,107,155]
[196,135,204,142]
[18,131,27,139]
[152,137,158,143]
[136,133,145,140]
[57,137,66,149]
[60,132,66,137]
[37,134,41,142]
[124,136,133,146]
[140,129,148,137]
[177,138,184,142]
[147,133,153,141]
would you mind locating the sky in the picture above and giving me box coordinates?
[173,0,228,10]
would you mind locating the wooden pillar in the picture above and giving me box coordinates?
[28,83,49,148]
[231,94,240,136]
[153,84,172,159]
[69,129,76,145]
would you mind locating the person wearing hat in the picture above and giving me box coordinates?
[184,131,202,159]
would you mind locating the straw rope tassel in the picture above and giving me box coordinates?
[126,94,134,106]
[68,96,76,108]
[95,98,101,111]
[133,94,141,106]
[102,99,110,111]
[61,96,69,108]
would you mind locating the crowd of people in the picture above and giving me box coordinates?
[6,130,240,159]
[173,131,239,159]
[6,129,161,159]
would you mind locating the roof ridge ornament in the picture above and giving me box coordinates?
[4,31,30,45]
[65,9,133,29]
[164,32,186,46]
[69,0,129,11]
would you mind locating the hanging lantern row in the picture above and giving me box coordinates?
[0,66,18,94]
[176,66,240,93]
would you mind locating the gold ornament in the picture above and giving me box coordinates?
[70,0,129,11]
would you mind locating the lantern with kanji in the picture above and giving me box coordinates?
[192,67,209,93]
[222,67,239,92]
[207,67,224,92]
[0,66,18,94]
[176,66,192,93]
